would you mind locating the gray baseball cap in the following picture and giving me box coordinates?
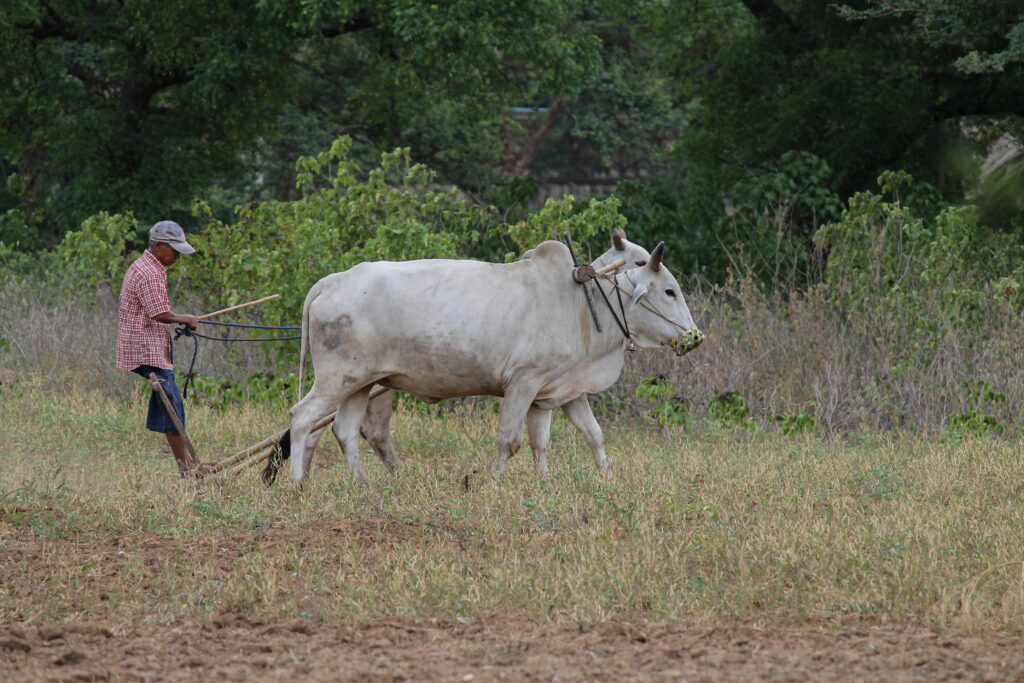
[149,220,196,255]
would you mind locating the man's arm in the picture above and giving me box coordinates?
[151,312,199,329]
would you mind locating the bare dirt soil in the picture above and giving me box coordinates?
[4,616,1023,682]
[3,523,1023,681]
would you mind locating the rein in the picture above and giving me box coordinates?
[172,320,301,399]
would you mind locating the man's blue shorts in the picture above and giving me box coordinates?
[132,365,186,436]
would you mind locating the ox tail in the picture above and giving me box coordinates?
[266,285,319,487]
[297,286,320,403]
[261,429,290,487]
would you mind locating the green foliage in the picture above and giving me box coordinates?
[729,152,842,227]
[814,170,1024,356]
[777,412,816,437]
[2,1,309,238]
[168,136,631,334]
[504,195,627,261]
[0,173,45,250]
[613,167,703,277]
[177,137,495,328]
[717,151,842,283]
[708,392,755,432]
[839,1,1024,74]
[0,0,615,241]
[56,212,137,293]
[4,0,1022,281]
[634,375,690,427]
[945,381,1010,440]
[187,371,298,413]
[656,0,1024,273]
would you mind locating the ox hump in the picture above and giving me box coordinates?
[529,240,573,268]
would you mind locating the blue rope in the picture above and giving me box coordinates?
[173,325,301,400]
[199,320,300,330]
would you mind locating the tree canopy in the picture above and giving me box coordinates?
[2,0,1022,281]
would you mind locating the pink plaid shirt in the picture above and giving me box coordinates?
[116,250,173,371]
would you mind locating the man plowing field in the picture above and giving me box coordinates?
[115,220,210,478]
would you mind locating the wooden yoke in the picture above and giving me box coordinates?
[595,258,626,277]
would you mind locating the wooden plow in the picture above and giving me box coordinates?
[207,385,390,478]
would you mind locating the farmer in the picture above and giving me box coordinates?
[116,220,210,478]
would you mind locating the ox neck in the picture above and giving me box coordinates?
[592,274,631,340]
[576,275,635,356]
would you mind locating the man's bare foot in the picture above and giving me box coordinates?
[193,462,215,478]
[178,462,215,479]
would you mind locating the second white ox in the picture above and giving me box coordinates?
[268,239,703,484]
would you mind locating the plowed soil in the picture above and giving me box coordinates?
[3,523,1023,681]
[3,617,1023,682]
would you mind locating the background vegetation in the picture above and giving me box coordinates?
[2,0,1023,434]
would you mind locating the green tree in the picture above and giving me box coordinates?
[643,0,1024,280]
[0,1,612,244]
[1,1,308,242]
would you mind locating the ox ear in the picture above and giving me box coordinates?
[649,242,665,272]
[631,281,649,306]
[612,228,627,252]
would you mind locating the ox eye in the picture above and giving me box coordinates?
[635,260,646,266]
[665,289,677,298]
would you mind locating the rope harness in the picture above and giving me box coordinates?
[173,320,301,399]
[590,275,631,340]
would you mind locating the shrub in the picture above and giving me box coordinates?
[814,170,1024,354]
[174,136,628,329]
[634,375,690,427]
[708,392,755,431]
[56,212,137,293]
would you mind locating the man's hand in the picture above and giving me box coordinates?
[179,314,199,330]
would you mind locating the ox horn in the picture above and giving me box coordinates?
[612,228,627,252]
[649,241,665,272]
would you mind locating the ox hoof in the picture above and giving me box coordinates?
[489,459,508,480]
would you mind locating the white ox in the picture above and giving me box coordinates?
[266,237,703,485]
[353,229,655,476]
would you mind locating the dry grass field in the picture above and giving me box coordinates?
[3,369,1024,681]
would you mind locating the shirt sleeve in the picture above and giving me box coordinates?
[137,269,171,319]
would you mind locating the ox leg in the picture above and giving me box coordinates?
[562,395,610,477]
[332,386,374,481]
[492,388,536,479]
[360,388,401,472]
[289,384,337,484]
[526,406,553,477]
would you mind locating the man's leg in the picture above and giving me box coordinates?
[165,434,195,477]
[139,366,210,478]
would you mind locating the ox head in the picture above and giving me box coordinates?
[621,242,704,356]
